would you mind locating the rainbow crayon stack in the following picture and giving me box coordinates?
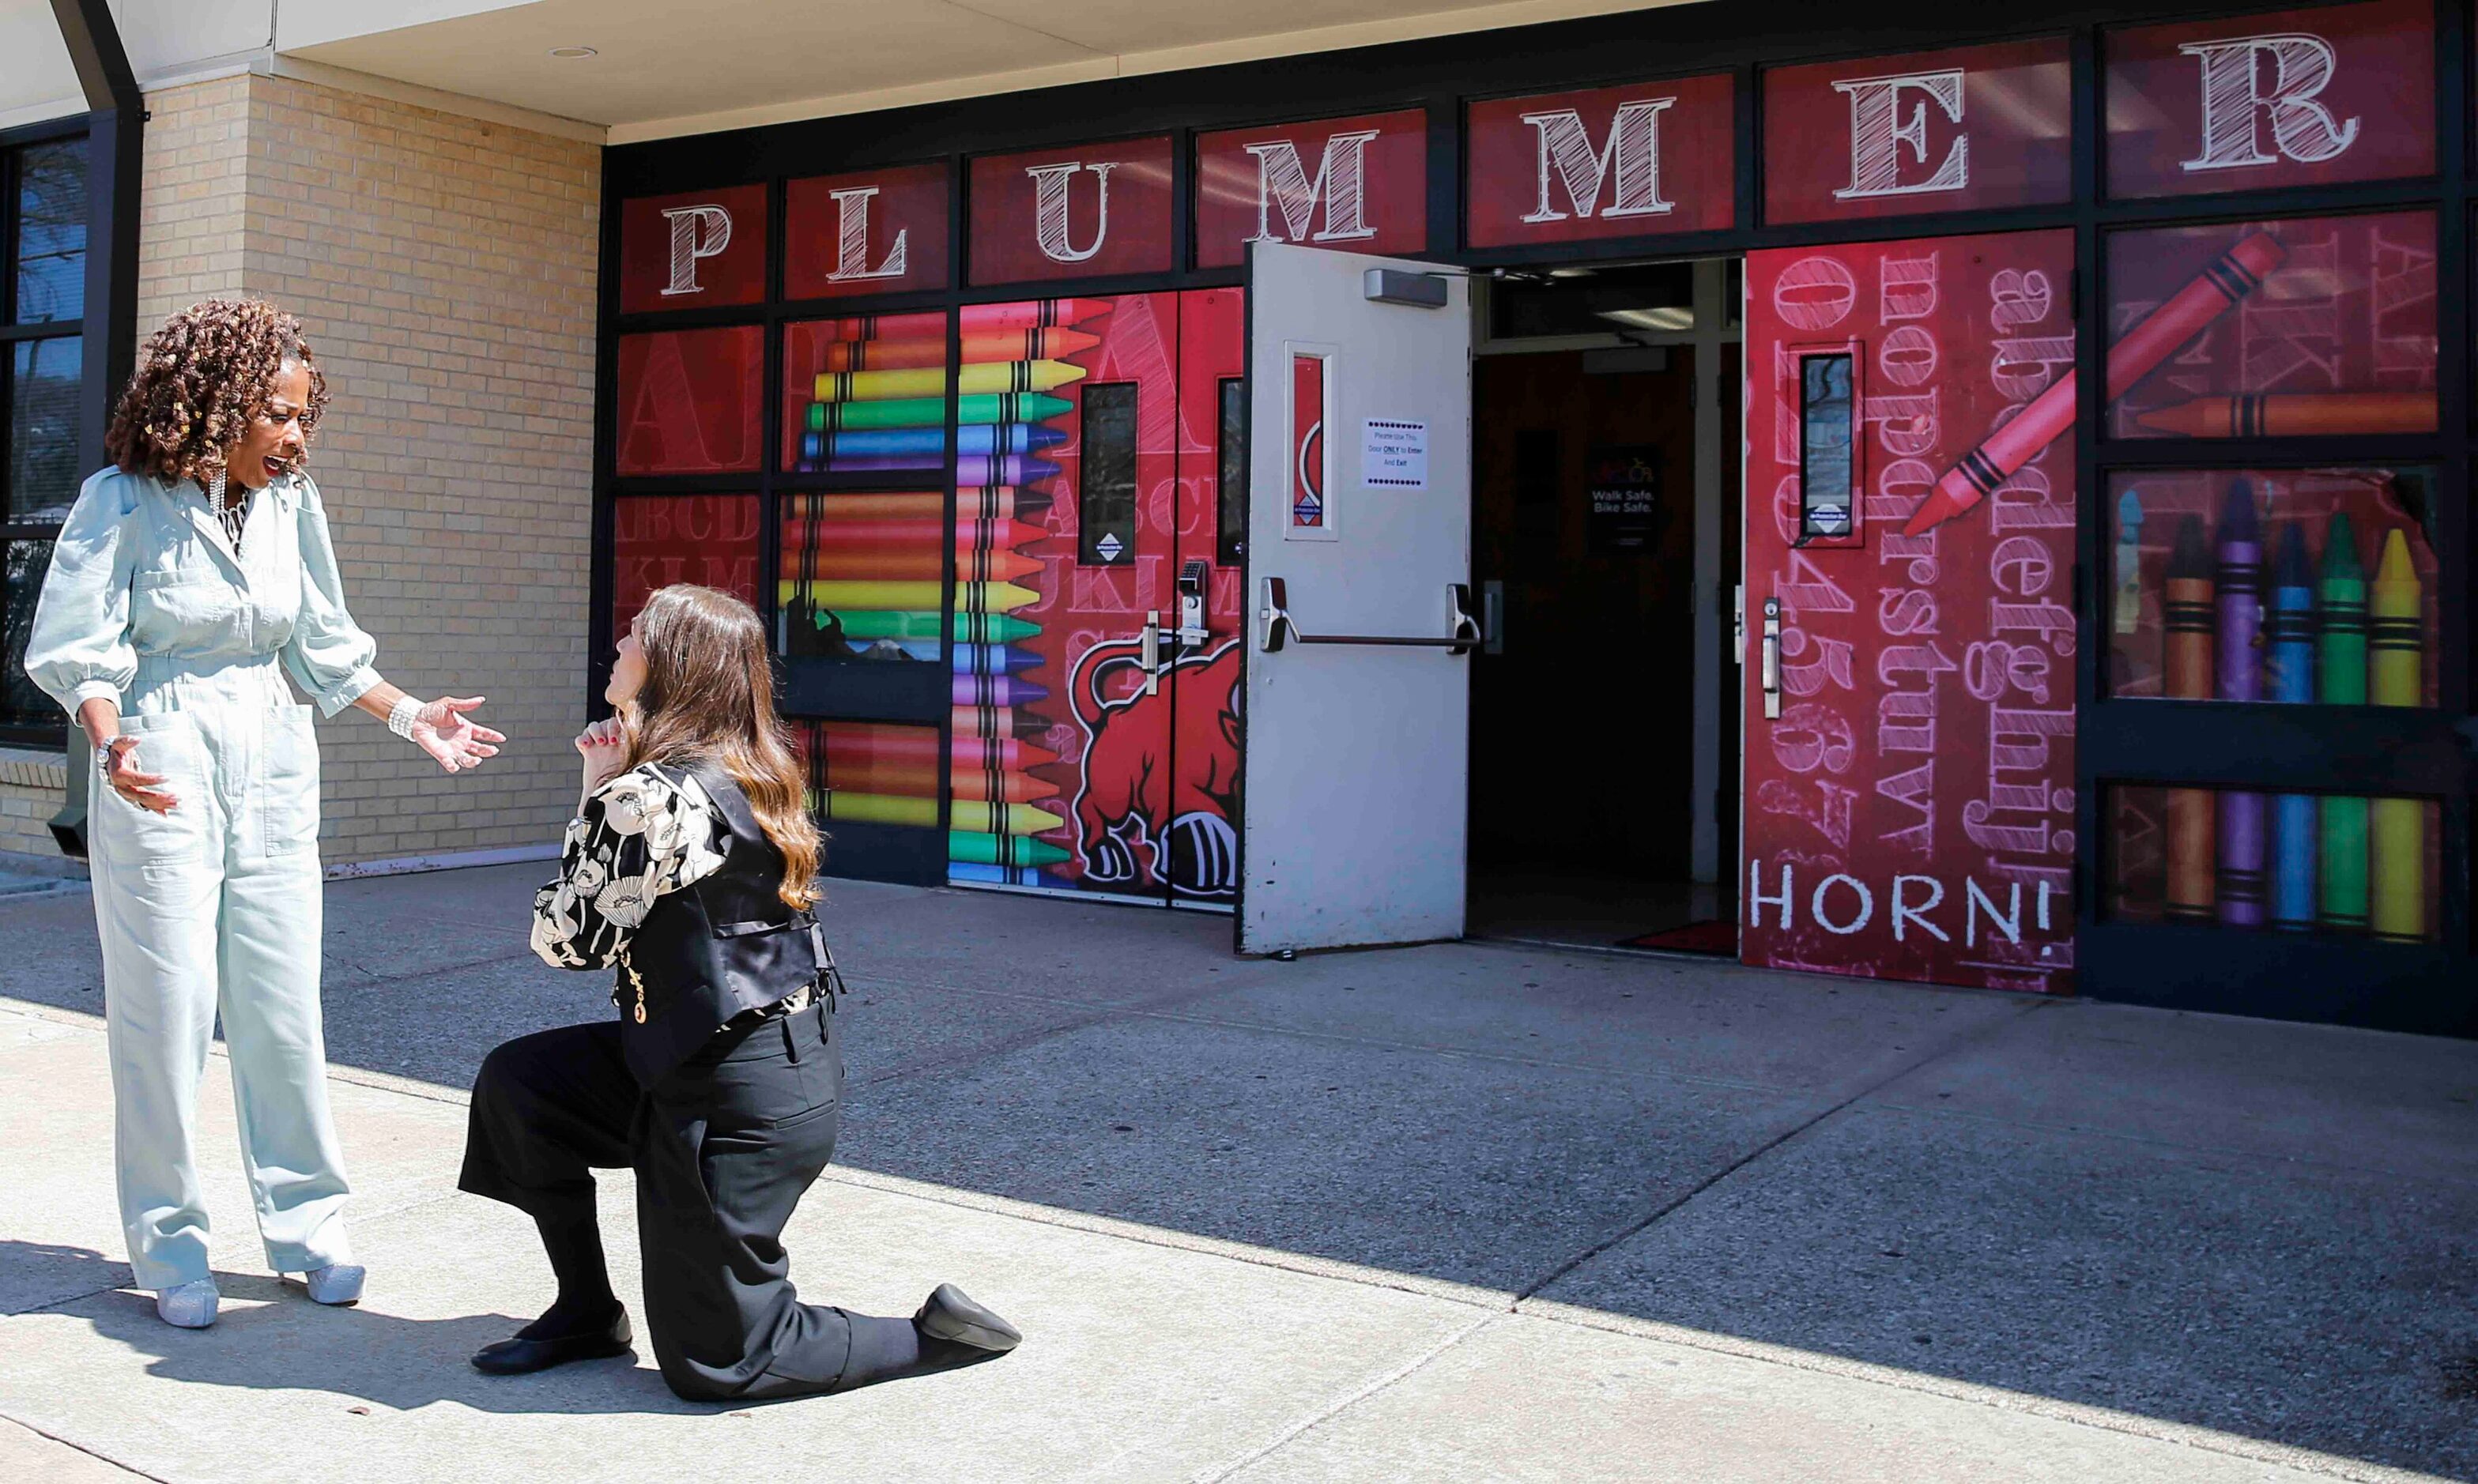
[780,491,954,660]
[944,299,1111,890]
[2118,482,2433,942]
[794,720,946,831]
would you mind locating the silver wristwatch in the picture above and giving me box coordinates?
[95,736,124,778]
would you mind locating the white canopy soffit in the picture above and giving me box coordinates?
[281,0,1707,144]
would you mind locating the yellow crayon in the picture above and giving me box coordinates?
[2368,527,2423,708]
[813,360,1085,403]
[807,789,1063,835]
[2370,797,2425,943]
[777,579,1039,612]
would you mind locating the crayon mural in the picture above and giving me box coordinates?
[941,291,1247,900]
[2106,212,2438,441]
[2110,785,2439,944]
[1743,232,2078,992]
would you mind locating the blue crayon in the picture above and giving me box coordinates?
[948,861,1077,891]
[952,643,1043,676]
[809,424,1073,462]
[2265,522,2318,932]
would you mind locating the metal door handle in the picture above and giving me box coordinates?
[1141,610,1162,694]
[1259,578,1480,656]
[1175,559,1211,646]
[1759,597,1782,719]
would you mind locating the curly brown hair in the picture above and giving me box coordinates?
[104,298,329,484]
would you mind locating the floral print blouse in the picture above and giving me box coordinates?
[531,764,730,970]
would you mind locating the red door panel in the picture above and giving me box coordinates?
[1742,232,2078,992]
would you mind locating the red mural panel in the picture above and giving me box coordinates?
[1466,72,1734,247]
[970,137,1175,285]
[1742,232,2077,993]
[617,184,767,315]
[785,164,951,299]
[2105,0,2435,200]
[615,326,764,475]
[1195,111,1425,269]
[2106,210,2438,440]
[1763,39,2071,225]
[1290,353,1325,529]
[611,495,760,638]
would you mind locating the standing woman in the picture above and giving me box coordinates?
[459,586,1017,1399]
[24,299,504,1329]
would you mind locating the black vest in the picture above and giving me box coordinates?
[614,763,824,1087]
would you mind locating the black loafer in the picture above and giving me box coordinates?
[471,1308,634,1375]
[914,1283,1021,1354]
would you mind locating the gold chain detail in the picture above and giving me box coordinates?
[621,947,648,1023]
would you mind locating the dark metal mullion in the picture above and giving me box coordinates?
[0,318,82,344]
[757,173,786,663]
[940,151,965,847]
[2070,21,2105,975]
[2428,0,2469,959]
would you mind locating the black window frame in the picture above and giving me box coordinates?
[0,119,91,751]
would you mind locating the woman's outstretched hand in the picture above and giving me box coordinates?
[575,716,629,798]
[412,695,504,773]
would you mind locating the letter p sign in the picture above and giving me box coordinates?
[660,205,734,296]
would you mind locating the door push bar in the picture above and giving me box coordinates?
[1258,578,1480,655]
[1759,597,1782,719]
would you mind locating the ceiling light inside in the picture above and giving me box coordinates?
[548,46,598,58]
[1597,307,1695,332]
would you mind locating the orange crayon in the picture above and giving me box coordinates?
[779,517,1043,552]
[2133,391,2437,438]
[1904,230,2287,537]
[820,329,1101,372]
[2163,514,2217,921]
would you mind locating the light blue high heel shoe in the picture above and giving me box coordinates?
[289,1264,365,1307]
[155,1278,218,1329]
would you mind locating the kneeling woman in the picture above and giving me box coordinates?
[460,585,1018,1398]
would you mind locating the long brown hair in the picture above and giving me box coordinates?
[620,586,821,909]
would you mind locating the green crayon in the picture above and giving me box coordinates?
[805,391,1077,434]
[808,608,1043,643]
[2317,512,2369,931]
[949,831,1070,868]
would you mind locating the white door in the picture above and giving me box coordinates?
[1240,242,1476,953]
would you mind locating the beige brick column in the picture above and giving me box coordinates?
[0,73,601,872]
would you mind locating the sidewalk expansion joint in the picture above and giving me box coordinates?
[0,1415,166,1482]
[1512,996,2054,1304]
[1186,1313,1503,1484]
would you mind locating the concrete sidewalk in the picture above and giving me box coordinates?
[0,865,2472,1482]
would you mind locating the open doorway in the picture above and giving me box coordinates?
[1465,258,1742,954]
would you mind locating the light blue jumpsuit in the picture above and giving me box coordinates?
[25,466,382,1291]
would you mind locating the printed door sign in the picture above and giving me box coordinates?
[1363,419,1428,489]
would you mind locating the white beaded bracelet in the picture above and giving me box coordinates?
[386,694,423,740]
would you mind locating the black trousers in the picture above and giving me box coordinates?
[459,1002,858,1401]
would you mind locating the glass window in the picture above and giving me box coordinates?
[2105,212,2438,440]
[780,311,951,475]
[1797,352,1855,541]
[1077,383,1137,566]
[613,327,764,476]
[609,494,760,645]
[790,720,944,831]
[14,139,85,324]
[2106,468,2436,709]
[2,539,50,727]
[2,135,89,740]
[9,337,79,523]
[779,489,943,662]
[2107,782,2438,943]
[1216,378,1244,567]
[2104,0,2435,200]
[1762,36,2071,225]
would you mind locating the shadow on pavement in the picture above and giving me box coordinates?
[6,868,2478,1475]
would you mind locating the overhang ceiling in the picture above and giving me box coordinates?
[284,0,1703,144]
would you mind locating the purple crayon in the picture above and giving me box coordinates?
[950,674,1050,707]
[824,454,1062,487]
[2215,479,2266,926]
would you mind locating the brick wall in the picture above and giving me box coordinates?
[0,73,600,868]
